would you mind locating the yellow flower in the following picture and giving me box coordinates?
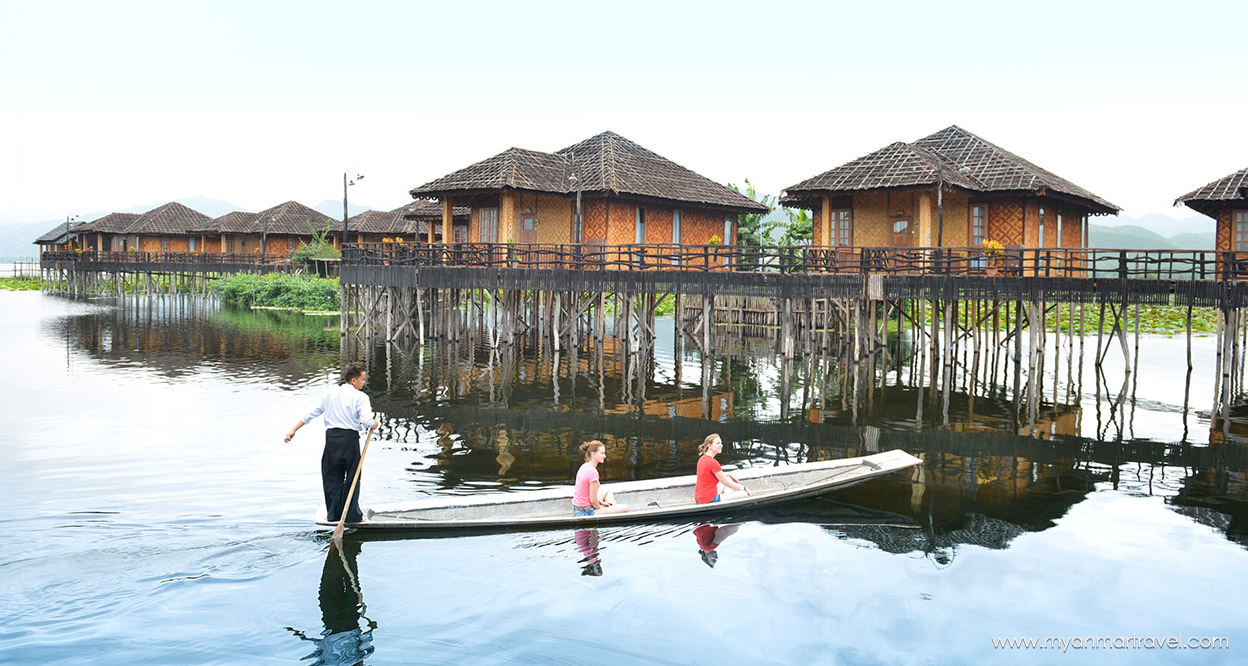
[982,239,1004,256]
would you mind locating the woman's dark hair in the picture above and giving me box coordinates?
[579,439,605,461]
[339,361,367,385]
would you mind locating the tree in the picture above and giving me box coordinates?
[777,207,813,246]
[727,179,775,247]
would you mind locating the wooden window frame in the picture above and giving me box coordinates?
[479,207,499,243]
[831,209,852,247]
[969,203,988,248]
[635,207,646,244]
[1235,210,1248,252]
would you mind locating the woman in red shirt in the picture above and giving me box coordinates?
[694,433,750,504]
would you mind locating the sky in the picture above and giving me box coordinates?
[2,0,1246,226]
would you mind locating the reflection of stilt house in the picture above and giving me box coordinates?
[408,131,767,248]
[1176,166,1248,252]
[781,125,1118,250]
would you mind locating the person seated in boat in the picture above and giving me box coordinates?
[695,434,751,504]
[572,440,629,516]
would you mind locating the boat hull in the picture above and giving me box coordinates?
[316,449,922,531]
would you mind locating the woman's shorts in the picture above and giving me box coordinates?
[573,506,595,516]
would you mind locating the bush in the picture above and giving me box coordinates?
[210,273,339,311]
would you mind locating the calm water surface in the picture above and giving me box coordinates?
[2,290,1246,665]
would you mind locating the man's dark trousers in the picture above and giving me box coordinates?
[323,428,363,523]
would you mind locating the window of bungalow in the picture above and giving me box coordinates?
[1038,208,1046,247]
[723,215,732,245]
[454,225,467,243]
[189,237,196,252]
[635,207,646,244]
[1235,211,1248,251]
[673,210,681,244]
[480,208,499,243]
[831,210,852,246]
[162,238,169,252]
[970,204,987,248]
[1056,213,1063,249]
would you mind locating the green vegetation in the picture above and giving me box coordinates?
[915,302,1218,336]
[210,273,340,311]
[0,277,42,291]
[288,220,342,264]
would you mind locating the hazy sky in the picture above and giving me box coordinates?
[2,0,1246,226]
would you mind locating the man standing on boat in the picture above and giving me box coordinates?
[285,361,379,523]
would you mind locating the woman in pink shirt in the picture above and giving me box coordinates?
[572,440,629,516]
[694,433,750,504]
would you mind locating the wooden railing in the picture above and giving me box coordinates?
[343,243,1248,281]
[41,250,287,265]
[42,244,1248,281]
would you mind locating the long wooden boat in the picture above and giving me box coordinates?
[318,449,922,531]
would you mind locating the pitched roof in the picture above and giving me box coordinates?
[348,210,403,234]
[410,131,768,213]
[1176,166,1248,216]
[76,212,140,234]
[253,201,338,236]
[782,125,1119,215]
[125,202,211,235]
[34,222,84,245]
[200,211,261,234]
[391,200,471,220]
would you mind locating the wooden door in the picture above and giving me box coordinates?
[519,216,537,244]
[890,219,915,247]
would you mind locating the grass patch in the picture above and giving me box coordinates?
[0,277,42,291]
[210,273,339,311]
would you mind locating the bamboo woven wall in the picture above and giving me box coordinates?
[534,194,572,244]
[1217,210,1232,251]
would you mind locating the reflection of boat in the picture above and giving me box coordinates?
[317,449,922,531]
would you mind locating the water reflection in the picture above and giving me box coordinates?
[47,294,1248,552]
[288,541,375,665]
[575,529,603,576]
[693,523,741,568]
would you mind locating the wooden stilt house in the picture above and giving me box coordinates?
[1176,166,1248,251]
[192,211,260,254]
[124,202,211,253]
[408,131,767,249]
[347,202,470,244]
[249,201,337,257]
[34,221,87,253]
[65,213,140,252]
[781,126,1118,250]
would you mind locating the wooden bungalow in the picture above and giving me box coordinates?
[781,125,1119,250]
[392,200,471,243]
[34,221,87,253]
[1176,166,1248,251]
[191,211,260,254]
[74,213,140,252]
[408,131,768,248]
[248,201,337,257]
[124,202,210,253]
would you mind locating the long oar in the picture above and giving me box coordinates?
[333,424,377,541]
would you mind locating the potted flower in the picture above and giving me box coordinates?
[982,239,1004,274]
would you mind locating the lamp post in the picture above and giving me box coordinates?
[569,173,582,243]
[343,171,364,246]
[64,213,78,251]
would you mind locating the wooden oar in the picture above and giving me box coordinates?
[333,424,377,541]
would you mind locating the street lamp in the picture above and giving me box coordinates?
[343,171,364,246]
[569,173,582,243]
[64,213,78,250]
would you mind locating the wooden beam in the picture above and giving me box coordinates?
[821,195,831,247]
[442,196,453,244]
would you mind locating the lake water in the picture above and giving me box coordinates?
[2,289,1246,665]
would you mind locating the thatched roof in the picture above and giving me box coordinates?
[125,202,211,235]
[782,125,1119,215]
[1176,166,1248,217]
[347,210,403,234]
[391,200,471,220]
[411,131,768,213]
[76,212,140,234]
[197,211,260,234]
[252,201,337,236]
[34,222,84,245]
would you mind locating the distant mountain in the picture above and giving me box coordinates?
[1088,224,1215,250]
[1096,212,1213,236]
[312,200,373,220]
